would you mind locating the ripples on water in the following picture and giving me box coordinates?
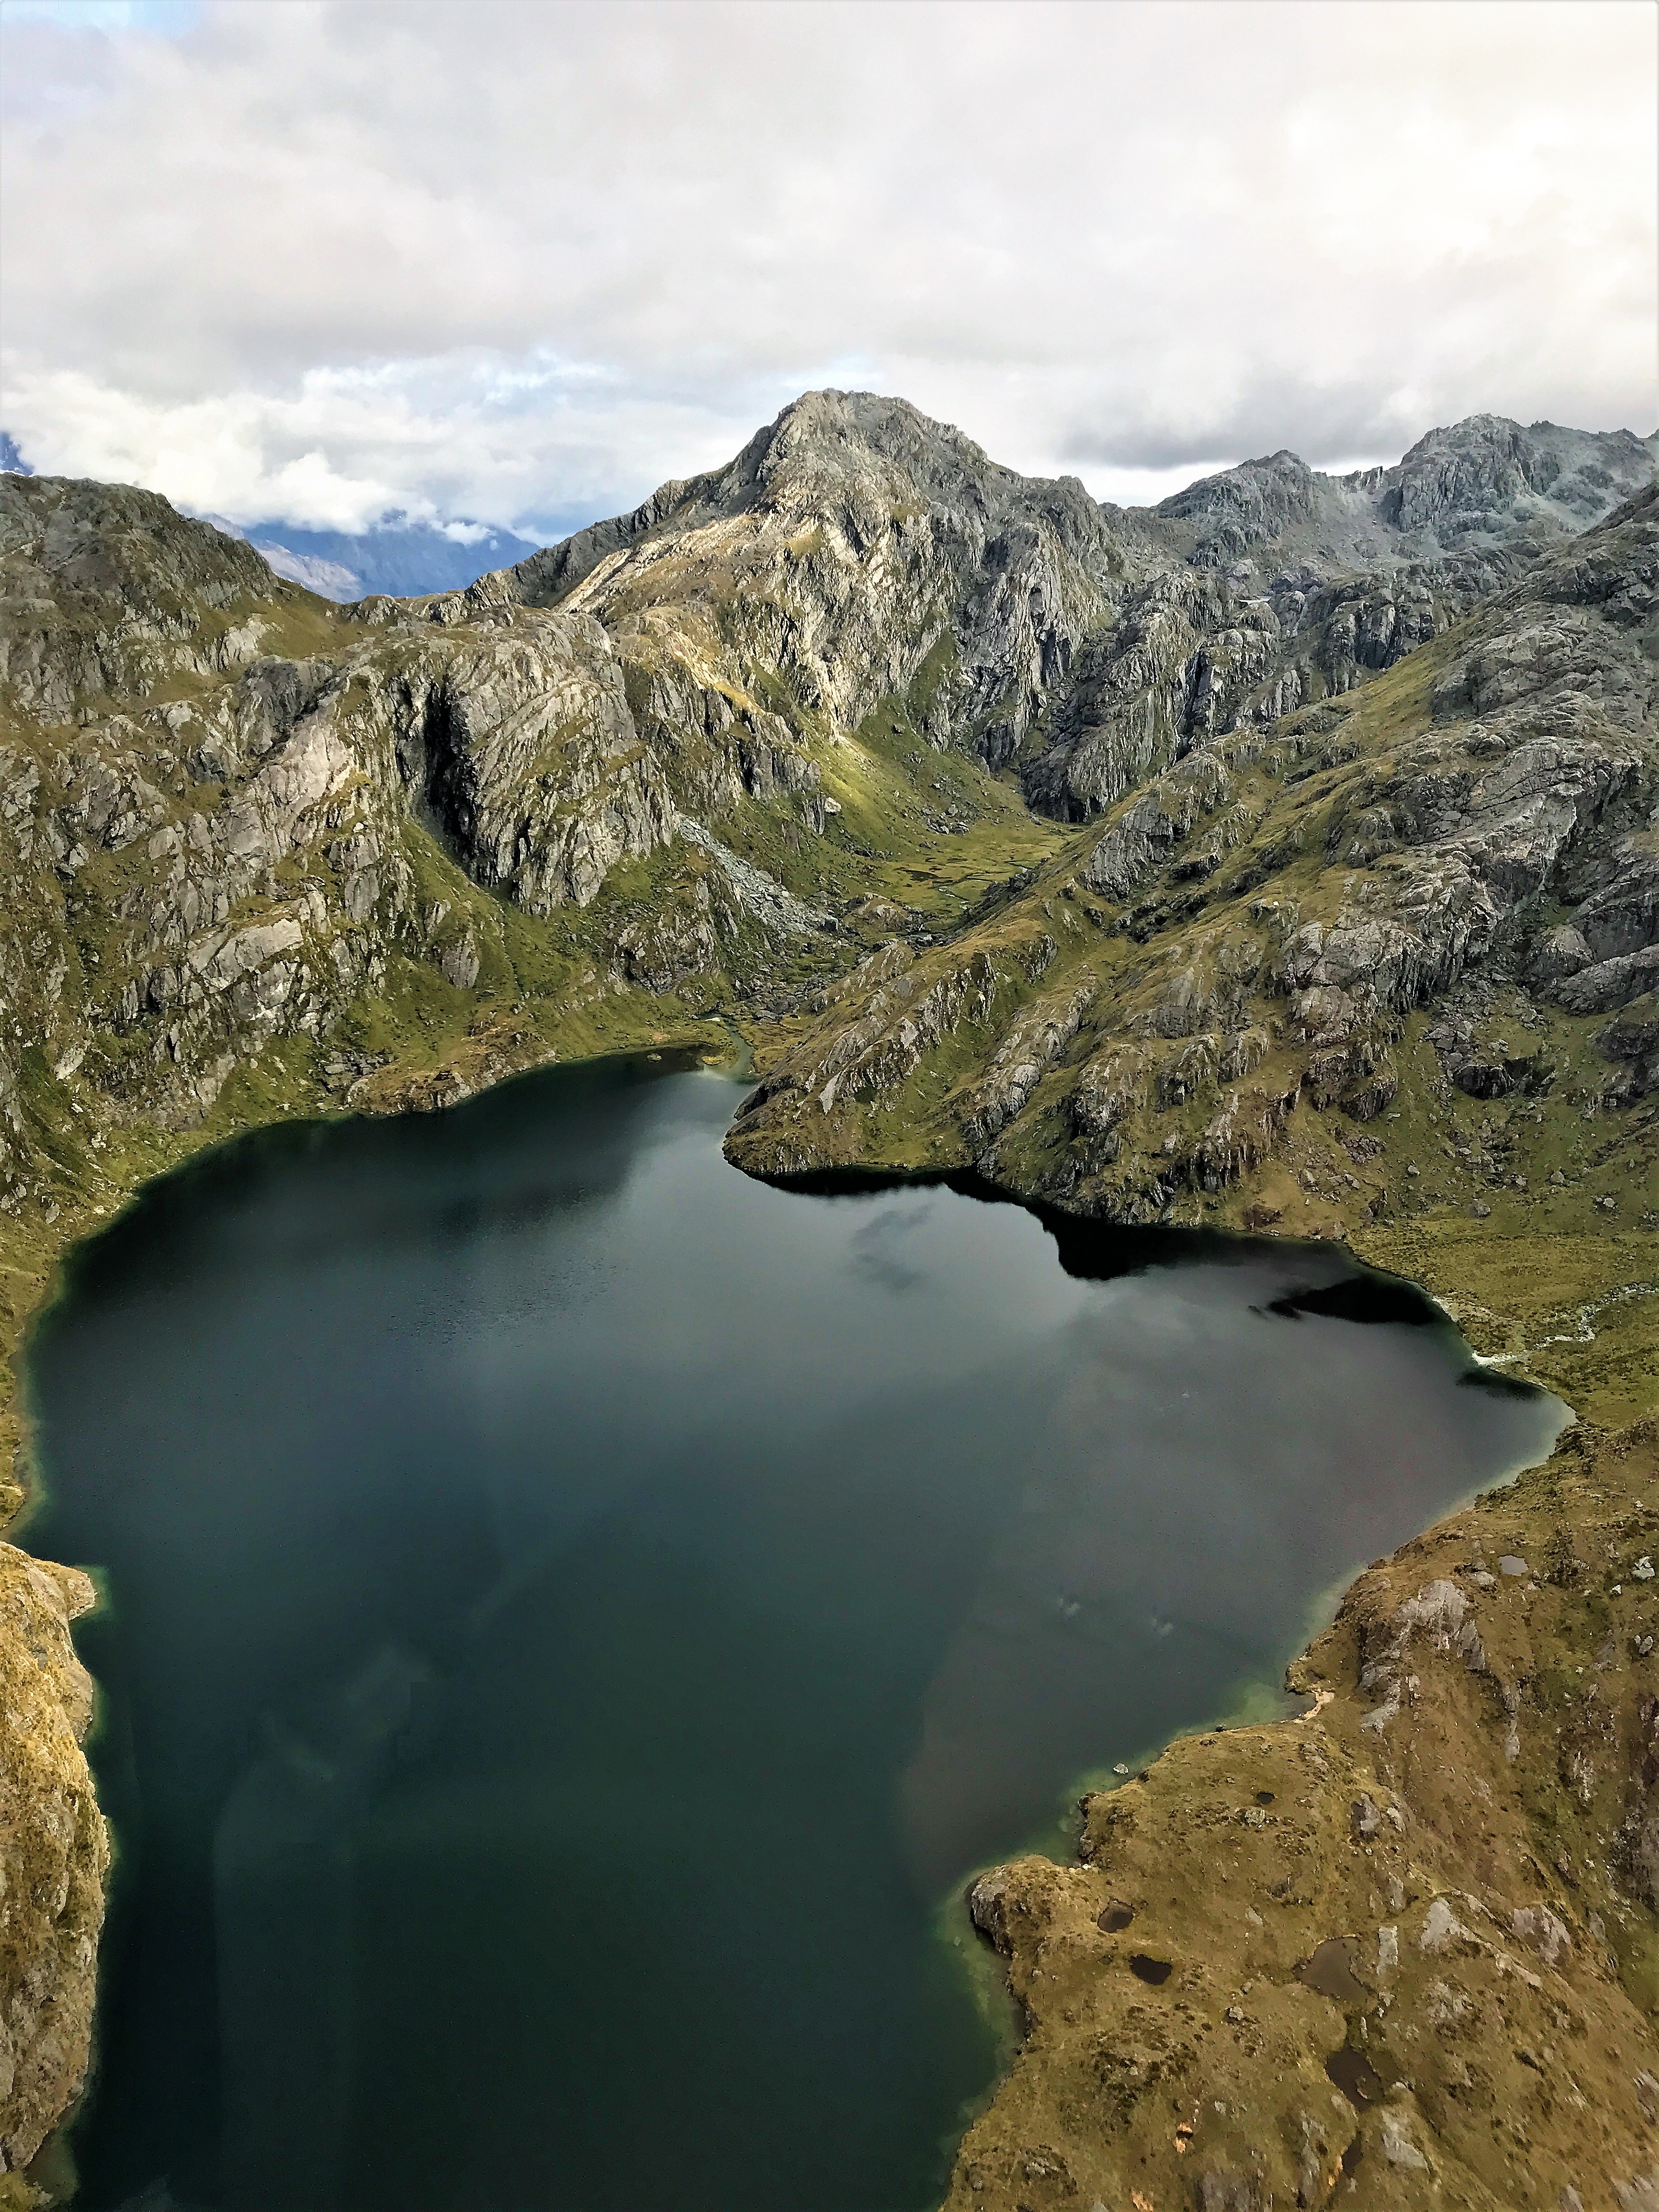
[24,1053,1563,2211]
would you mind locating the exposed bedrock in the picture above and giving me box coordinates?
[727,488,1659,1212]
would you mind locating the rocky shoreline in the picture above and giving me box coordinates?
[949,1415,1659,2210]
[1,1062,1651,2206]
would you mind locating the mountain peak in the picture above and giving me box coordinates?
[763,388,996,483]
[1380,413,1656,537]
[498,386,1105,618]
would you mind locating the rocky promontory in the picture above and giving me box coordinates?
[952,1419,1659,2210]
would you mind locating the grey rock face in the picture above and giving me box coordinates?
[0,455,864,1158]
[1152,448,1325,564]
[400,616,676,912]
[476,388,1128,775]
[1080,748,1233,900]
[1030,417,1654,820]
[730,485,1659,1203]
[0,476,284,719]
[1379,417,1659,544]
[959,978,1096,1155]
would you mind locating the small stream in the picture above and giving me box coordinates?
[24,1052,1564,2211]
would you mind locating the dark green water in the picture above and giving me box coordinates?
[24,1053,1562,2212]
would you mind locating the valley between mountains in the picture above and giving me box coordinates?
[1,392,1656,2206]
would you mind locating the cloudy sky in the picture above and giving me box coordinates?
[1,0,1655,540]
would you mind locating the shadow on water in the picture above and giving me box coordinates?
[21,1054,1565,2212]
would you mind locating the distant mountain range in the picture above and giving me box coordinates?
[0,432,539,600]
[202,512,543,601]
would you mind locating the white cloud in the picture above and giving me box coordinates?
[2,0,1654,535]
[0,353,808,531]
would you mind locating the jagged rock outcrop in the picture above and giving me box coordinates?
[0,477,284,720]
[398,616,678,912]
[956,977,1096,1154]
[467,388,1131,770]
[729,487,1659,1218]
[0,469,853,1160]
[1381,416,1659,543]
[1134,417,1658,574]
[1031,419,1657,819]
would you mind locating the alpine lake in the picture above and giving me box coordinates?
[21,1051,1565,2212]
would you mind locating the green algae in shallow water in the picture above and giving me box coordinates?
[24,1055,1562,2211]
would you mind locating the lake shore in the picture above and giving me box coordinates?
[0,1022,1653,2208]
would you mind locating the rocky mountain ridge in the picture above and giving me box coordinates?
[0,390,1655,2204]
[1139,415,1658,567]
[450,396,1658,830]
[4,396,1651,1226]
[729,478,1659,1217]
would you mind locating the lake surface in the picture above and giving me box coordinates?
[24,1053,1563,2212]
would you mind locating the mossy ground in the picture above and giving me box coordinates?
[945,1419,1659,2210]
[805,703,1066,928]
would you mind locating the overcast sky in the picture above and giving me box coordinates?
[1,0,1655,539]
